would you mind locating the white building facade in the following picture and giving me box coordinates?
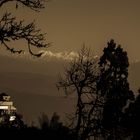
[0,93,17,122]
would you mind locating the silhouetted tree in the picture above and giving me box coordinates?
[38,112,49,130]
[131,90,140,140]
[50,112,61,130]
[38,112,71,140]
[57,47,103,140]
[0,0,50,56]
[122,89,140,140]
[98,39,134,140]
[58,40,135,140]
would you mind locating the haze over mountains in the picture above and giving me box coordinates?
[0,54,75,125]
[0,54,139,125]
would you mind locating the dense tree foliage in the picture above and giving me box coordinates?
[122,89,140,140]
[98,39,134,139]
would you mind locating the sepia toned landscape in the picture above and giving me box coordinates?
[0,0,140,140]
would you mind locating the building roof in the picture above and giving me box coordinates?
[0,93,9,101]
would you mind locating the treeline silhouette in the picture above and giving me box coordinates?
[0,112,73,139]
[0,40,140,140]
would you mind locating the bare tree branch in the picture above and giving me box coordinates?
[57,47,103,140]
[0,13,50,56]
[0,0,46,11]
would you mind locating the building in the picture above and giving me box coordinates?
[0,93,17,122]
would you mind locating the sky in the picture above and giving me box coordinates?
[0,0,140,124]
[43,0,140,62]
[0,0,140,61]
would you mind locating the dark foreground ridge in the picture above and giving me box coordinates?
[0,127,73,140]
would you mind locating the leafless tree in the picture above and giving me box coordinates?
[0,0,50,57]
[57,47,103,140]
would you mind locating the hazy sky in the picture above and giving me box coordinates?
[0,0,140,124]
[0,0,140,61]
